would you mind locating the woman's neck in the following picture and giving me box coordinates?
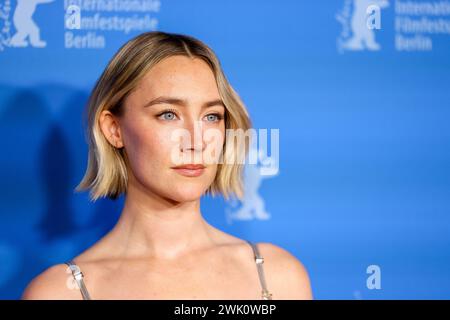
[104,181,218,261]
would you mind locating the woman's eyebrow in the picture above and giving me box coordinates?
[143,96,225,109]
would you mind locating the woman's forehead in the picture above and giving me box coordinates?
[146,56,213,82]
[133,56,220,100]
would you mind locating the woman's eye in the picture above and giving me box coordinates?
[157,110,223,122]
[204,113,223,122]
[157,110,178,121]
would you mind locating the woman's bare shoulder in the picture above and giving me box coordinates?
[255,242,313,300]
[21,263,82,300]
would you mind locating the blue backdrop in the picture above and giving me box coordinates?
[1,0,450,299]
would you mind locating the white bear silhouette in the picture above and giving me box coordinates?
[343,0,389,51]
[9,0,54,48]
[229,164,272,221]
[225,148,278,224]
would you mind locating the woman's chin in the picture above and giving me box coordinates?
[164,185,209,202]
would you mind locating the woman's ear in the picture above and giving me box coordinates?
[99,110,124,148]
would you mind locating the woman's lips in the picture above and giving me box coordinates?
[172,165,206,177]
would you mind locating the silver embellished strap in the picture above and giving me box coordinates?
[246,240,273,300]
[65,260,92,300]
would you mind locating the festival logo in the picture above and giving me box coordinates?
[1,0,54,51]
[337,0,389,53]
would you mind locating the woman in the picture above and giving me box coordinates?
[22,31,312,300]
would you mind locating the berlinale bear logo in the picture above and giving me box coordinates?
[337,0,390,53]
[0,0,54,51]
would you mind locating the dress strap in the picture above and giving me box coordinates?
[246,240,273,300]
[65,260,92,300]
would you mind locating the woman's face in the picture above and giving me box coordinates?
[113,55,226,202]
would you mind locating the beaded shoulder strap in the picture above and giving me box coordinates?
[246,240,273,300]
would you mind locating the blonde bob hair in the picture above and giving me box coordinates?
[76,31,252,202]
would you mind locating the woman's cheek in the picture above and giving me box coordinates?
[149,128,179,163]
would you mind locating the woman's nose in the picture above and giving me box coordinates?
[180,119,206,153]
